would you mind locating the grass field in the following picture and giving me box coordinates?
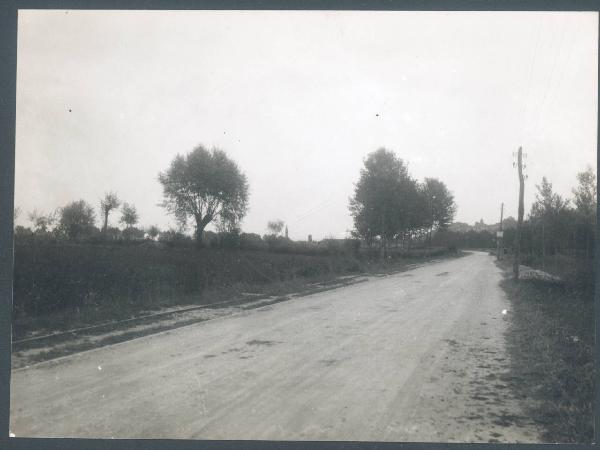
[12,241,457,341]
[497,257,594,443]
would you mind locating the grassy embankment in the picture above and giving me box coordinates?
[13,241,459,342]
[496,254,594,443]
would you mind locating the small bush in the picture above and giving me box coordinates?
[158,230,192,247]
[217,230,241,249]
[122,227,145,241]
[240,233,267,251]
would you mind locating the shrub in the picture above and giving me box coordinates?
[158,230,192,247]
[104,226,122,241]
[14,226,33,239]
[218,229,241,249]
[56,200,97,240]
[240,233,267,251]
[263,235,295,253]
[122,227,145,241]
[344,238,361,255]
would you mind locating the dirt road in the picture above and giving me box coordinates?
[10,251,541,442]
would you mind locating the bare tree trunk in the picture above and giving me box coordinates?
[195,226,203,246]
[194,214,212,248]
[102,211,109,233]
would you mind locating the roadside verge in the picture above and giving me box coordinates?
[495,258,593,443]
[13,251,463,369]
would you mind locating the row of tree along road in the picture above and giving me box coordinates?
[433,168,596,262]
[13,143,594,268]
[349,148,456,256]
[12,144,461,322]
[12,143,595,323]
[15,145,457,254]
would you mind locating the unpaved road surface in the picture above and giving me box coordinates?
[10,251,541,442]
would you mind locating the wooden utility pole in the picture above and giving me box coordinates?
[497,202,504,260]
[513,147,525,279]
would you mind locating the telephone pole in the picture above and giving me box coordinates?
[497,202,504,260]
[513,147,525,279]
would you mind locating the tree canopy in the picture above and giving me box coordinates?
[267,219,285,236]
[572,166,596,223]
[158,145,249,244]
[28,209,56,234]
[57,200,96,240]
[420,177,456,242]
[120,202,139,229]
[349,149,416,245]
[349,148,455,254]
[147,225,161,240]
[525,176,575,257]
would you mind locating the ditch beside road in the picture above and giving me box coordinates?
[11,251,543,442]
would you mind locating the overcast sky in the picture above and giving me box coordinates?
[15,10,597,240]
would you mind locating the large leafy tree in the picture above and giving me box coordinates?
[420,178,457,244]
[158,145,249,245]
[530,177,571,256]
[349,148,420,254]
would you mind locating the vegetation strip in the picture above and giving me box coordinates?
[12,274,374,366]
[14,277,365,348]
[13,296,270,346]
[496,259,593,443]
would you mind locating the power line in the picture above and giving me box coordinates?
[526,22,579,140]
[291,195,337,223]
[521,17,568,145]
[518,16,543,146]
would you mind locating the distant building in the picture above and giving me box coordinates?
[448,216,517,233]
[448,222,471,233]
[473,219,487,232]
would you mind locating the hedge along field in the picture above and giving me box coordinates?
[13,242,364,319]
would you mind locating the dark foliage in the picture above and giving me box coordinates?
[500,273,593,442]
[432,229,496,249]
[57,199,98,240]
[158,146,249,244]
[13,241,361,317]
[349,148,456,253]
